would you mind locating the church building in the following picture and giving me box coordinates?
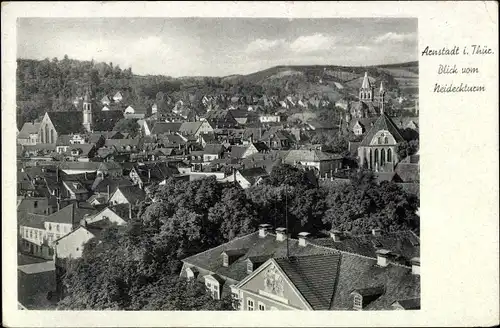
[38,90,124,144]
[356,104,405,172]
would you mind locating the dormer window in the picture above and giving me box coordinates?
[353,294,362,310]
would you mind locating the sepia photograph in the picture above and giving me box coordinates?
[15,16,420,311]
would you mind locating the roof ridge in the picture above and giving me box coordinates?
[182,231,260,263]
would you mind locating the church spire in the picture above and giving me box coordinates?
[361,72,371,89]
[379,81,386,115]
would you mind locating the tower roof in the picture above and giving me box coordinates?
[361,72,372,89]
[84,89,91,102]
[379,81,385,93]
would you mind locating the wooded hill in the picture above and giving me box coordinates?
[16,56,418,128]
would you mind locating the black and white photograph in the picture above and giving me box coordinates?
[13,16,422,312]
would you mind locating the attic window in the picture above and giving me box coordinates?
[222,253,229,267]
[353,295,362,310]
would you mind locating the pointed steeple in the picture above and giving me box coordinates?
[361,72,371,89]
[379,81,385,94]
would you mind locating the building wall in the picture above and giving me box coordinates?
[54,227,95,259]
[109,189,129,205]
[197,122,215,136]
[18,267,56,309]
[236,262,309,310]
[39,114,57,144]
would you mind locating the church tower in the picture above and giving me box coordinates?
[82,89,92,132]
[359,72,374,102]
[379,81,386,115]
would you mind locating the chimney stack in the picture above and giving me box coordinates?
[330,229,342,242]
[372,228,382,237]
[275,227,287,242]
[129,203,132,220]
[298,232,310,247]
[376,249,391,267]
[258,224,272,238]
[411,257,420,275]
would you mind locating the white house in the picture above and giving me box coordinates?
[113,91,123,103]
[259,115,281,123]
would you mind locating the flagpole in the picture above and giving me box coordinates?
[285,184,289,258]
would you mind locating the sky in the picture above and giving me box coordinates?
[17,17,418,77]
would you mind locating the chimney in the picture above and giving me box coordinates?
[298,232,310,246]
[376,249,391,267]
[57,199,61,211]
[107,185,110,202]
[330,229,342,242]
[372,228,382,237]
[276,227,287,242]
[258,224,272,238]
[411,257,420,275]
[129,203,132,220]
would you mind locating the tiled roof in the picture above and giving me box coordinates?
[285,149,342,163]
[392,298,420,310]
[394,163,419,183]
[151,122,182,135]
[238,167,268,184]
[59,162,101,171]
[46,112,84,135]
[18,211,48,229]
[179,122,203,135]
[359,114,405,146]
[45,203,98,225]
[203,144,224,155]
[92,110,124,131]
[230,146,248,159]
[182,232,334,282]
[330,252,420,310]
[18,122,40,138]
[275,254,342,310]
[311,231,420,264]
[114,185,146,204]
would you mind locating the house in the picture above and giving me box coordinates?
[59,162,101,175]
[53,226,102,260]
[129,162,180,188]
[231,142,268,160]
[198,133,218,148]
[17,122,41,145]
[261,129,296,150]
[82,203,133,227]
[180,226,420,310]
[203,144,225,163]
[113,91,123,103]
[350,118,378,136]
[18,203,98,258]
[205,110,239,129]
[97,161,123,178]
[357,111,405,173]
[234,167,269,189]
[101,95,111,106]
[284,149,343,177]
[108,184,146,205]
[61,180,89,201]
[151,122,182,136]
[18,255,57,310]
[179,121,214,137]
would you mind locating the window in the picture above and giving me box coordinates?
[34,201,38,208]
[29,230,33,239]
[353,295,363,310]
[258,302,266,311]
[49,248,54,256]
[377,136,382,144]
[384,136,389,144]
[387,149,392,162]
[24,229,28,238]
[48,224,52,231]
[247,298,255,311]
[56,224,60,232]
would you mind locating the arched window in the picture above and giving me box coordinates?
[374,149,379,165]
[387,148,392,162]
[378,136,382,144]
[45,127,49,145]
[381,149,386,165]
[384,136,389,144]
[50,129,55,144]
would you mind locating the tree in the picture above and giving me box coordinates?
[397,139,419,159]
[267,164,315,189]
[208,187,259,241]
[113,118,140,137]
